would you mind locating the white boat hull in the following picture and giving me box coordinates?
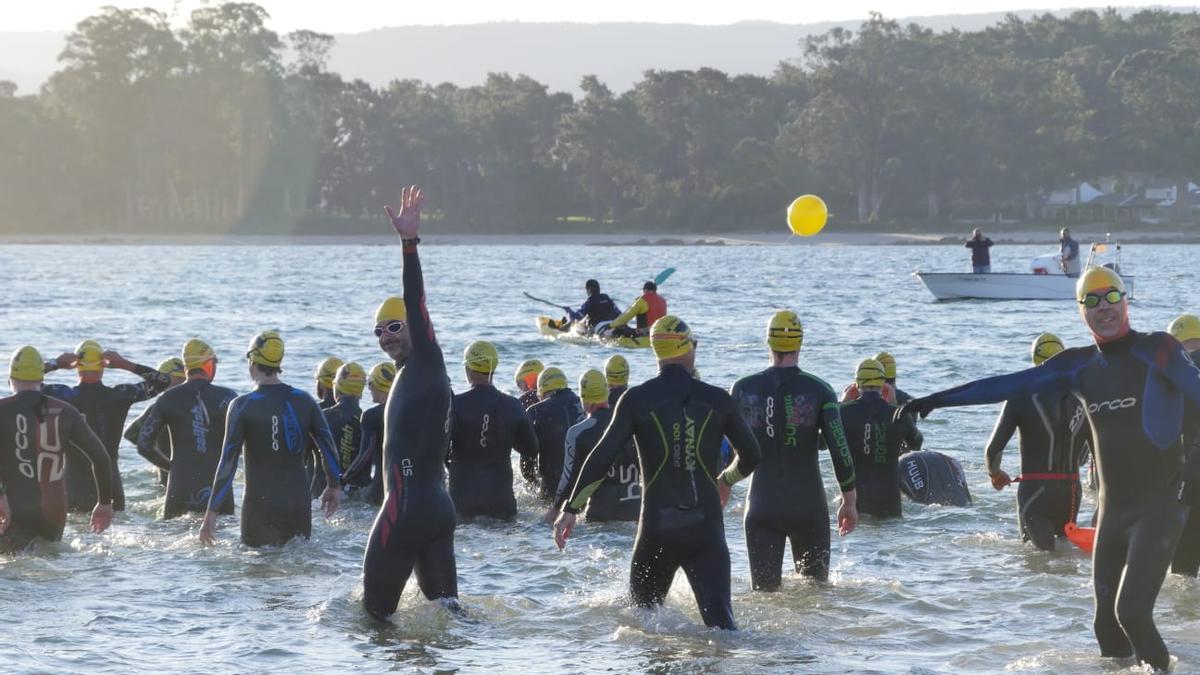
[914,272,1135,301]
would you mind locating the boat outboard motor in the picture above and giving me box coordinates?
[898,451,972,507]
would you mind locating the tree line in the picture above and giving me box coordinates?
[1,3,1198,234]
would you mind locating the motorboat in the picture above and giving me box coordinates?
[915,238,1134,301]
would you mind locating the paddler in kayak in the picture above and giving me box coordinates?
[550,279,621,333]
[605,281,667,339]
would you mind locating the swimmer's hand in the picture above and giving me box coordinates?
[90,503,113,533]
[199,511,218,545]
[0,495,10,535]
[321,485,342,517]
[989,471,1013,490]
[552,512,576,551]
[54,352,78,370]
[384,185,424,239]
[837,489,858,536]
[895,396,936,422]
[102,350,133,371]
[718,480,732,508]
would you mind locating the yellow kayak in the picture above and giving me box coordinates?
[537,316,650,349]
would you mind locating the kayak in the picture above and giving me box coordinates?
[536,316,651,349]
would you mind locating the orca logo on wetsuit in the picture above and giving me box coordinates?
[1087,397,1137,414]
[13,413,65,482]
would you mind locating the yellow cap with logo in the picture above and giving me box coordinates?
[604,354,629,386]
[369,362,398,393]
[1076,266,1126,301]
[873,351,896,380]
[1031,332,1065,366]
[10,346,45,383]
[1167,314,1200,343]
[463,341,499,374]
[855,358,886,388]
[767,310,803,353]
[182,338,215,371]
[537,367,568,397]
[75,339,105,372]
[375,296,407,324]
[316,357,343,388]
[158,358,186,379]
[650,315,695,360]
[579,369,608,405]
[515,359,544,389]
[247,331,285,368]
[335,362,366,397]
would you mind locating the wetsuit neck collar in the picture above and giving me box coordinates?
[659,363,693,378]
[861,389,884,401]
[1096,329,1138,354]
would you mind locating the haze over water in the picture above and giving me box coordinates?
[0,241,1196,673]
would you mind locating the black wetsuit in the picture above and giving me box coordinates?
[518,389,539,410]
[344,403,385,505]
[889,382,913,405]
[43,367,171,512]
[608,385,628,408]
[134,379,238,519]
[527,389,584,501]
[362,241,458,619]
[322,397,363,493]
[448,384,538,519]
[839,390,923,518]
[1172,346,1200,576]
[554,406,640,522]
[730,366,856,588]
[307,390,337,497]
[985,384,1091,550]
[908,331,1200,671]
[0,392,112,553]
[124,405,170,486]
[207,384,341,547]
[565,364,761,630]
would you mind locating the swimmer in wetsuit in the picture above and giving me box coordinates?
[984,333,1091,551]
[897,268,1200,672]
[514,359,544,410]
[307,356,344,495]
[199,331,342,547]
[839,358,922,518]
[730,310,858,589]
[448,341,538,519]
[527,367,584,501]
[554,316,761,630]
[124,357,187,486]
[322,362,366,496]
[605,355,629,407]
[839,352,909,406]
[362,185,460,619]
[134,340,239,519]
[551,369,640,522]
[0,347,114,552]
[42,340,173,512]
[343,362,397,505]
[1167,314,1200,576]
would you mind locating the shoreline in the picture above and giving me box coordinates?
[0,229,1197,246]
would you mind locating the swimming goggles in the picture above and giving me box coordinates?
[1078,289,1125,309]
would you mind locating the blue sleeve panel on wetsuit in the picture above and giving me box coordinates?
[207,394,249,510]
[1135,333,1200,450]
[929,348,1086,409]
[301,389,341,486]
[41,384,75,401]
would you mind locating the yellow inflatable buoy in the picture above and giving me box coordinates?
[787,194,828,237]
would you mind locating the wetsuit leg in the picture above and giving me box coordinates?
[362,528,418,620]
[744,517,786,591]
[790,514,831,581]
[0,525,38,554]
[1171,506,1199,576]
[629,534,681,608]
[1114,502,1187,671]
[680,537,736,630]
[413,528,458,600]
[241,502,311,548]
[1018,482,1059,551]
[1092,513,1134,659]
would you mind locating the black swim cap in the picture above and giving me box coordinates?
[643,281,657,292]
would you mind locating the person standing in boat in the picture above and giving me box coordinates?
[1060,228,1081,276]
[965,229,993,274]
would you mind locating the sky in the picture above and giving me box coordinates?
[5,0,1198,32]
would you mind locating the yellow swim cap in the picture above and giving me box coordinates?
[369,361,398,393]
[157,358,186,379]
[1031,332,1065,366]
[463,341,500,374]
[604,354,629,386]
[335,362,366,397]
[579,369,608,405]
[650,315,695,360]
[10,346,44,383]
[873,352,897,380]
[515,359,544,389]
[1076,266,1126,302]
[1167,314,1200,343]
[767,310,803,353]
[537,367,568,397]
[855,358,886,388]
[182,338,215,371]
[375,296,407,324]
[75,340,104,372]
[246,331,285,368]
[316,357,343,388]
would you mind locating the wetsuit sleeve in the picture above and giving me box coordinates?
[134,403,172,472]
[922,353,1079,412]
[63,404,113,505]
[307,398,342,487]
[344,412,378,483]
[610,296,647,328]
[554,424,586,508]
[818,394,856,491]
[113,363,173,403]
[512,400,539,460]
[567,297,592,322]
[564,395,634,513]
[1154,337,1200,408]
[207,397,247,512]
[717,400,761,486]
[984,402,1016,475]
[402,242,443,365]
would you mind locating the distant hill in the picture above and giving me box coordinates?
[3,8,1197,95]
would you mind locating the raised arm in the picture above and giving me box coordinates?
[385,185,442,364]
[105,351,172,402]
